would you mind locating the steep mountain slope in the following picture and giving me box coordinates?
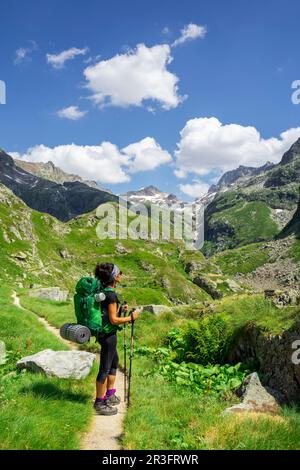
[210,161,275,192]
[0,149,118,221]
[0,182,216,305]
[203,138,300,255]
[15,159,111,193]
[280,195,300,237]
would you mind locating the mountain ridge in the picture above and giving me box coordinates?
[14,158,112,193]
[0,149,118,222]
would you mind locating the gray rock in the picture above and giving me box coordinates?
[3,231,11,243]
[225,279,242,292]
[115,243,130,255]
[17,349,96,379]
[59,248,71,259]
[9,226,22,240]
[143,305,171,316]
[0,340,6,365]
[29,287,69,302]
[223,373,280,415]
[192,276,223,300]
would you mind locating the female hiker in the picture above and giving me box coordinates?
[94,262,141,416]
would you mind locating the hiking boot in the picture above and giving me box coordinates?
[94,400,118,416]
[106,393,121,405]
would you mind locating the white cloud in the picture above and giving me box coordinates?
[84,43,186,110]
[175,117,300,178]
[57,106,87,120]
[122,137,172,173]
[172,23,207,47]
[47,47,88,69]
[179,181,210,198]
[12,137,172,185]
[14,40,38,65]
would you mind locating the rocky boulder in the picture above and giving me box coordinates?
[59,248,71,259]
[223,372,281,415]
[17,349,96,379]
[143,305,171,316]
[264,289,300,308]
[29,287,69,302]
[192,275,223,300]
[115,243,131,255]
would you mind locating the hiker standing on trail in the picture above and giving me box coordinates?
[94,263,140,416]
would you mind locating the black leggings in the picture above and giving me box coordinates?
[97,333,119,384]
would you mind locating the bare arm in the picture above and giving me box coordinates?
[108,303,133,325]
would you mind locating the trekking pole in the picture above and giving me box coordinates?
[124,323,127,403]
[127,312,135,408]
[120,301,128,403]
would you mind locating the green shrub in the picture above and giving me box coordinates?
[165,315,233,365]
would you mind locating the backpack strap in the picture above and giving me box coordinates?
[102,287,115,293]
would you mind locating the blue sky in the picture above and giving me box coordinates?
[1,0,300,199]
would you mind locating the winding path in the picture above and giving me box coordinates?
[12,291,127,450]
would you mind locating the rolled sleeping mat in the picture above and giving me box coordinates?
[60,323,91,344]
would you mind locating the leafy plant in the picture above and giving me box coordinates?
[164,316,233,365]
[135,345,248,396]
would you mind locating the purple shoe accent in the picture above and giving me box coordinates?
[106,388,117,398]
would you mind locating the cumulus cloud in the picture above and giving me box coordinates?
[14,40,38,65]
[179,181,210,198]
[122,137,172,173]
[11,138,172,185]
[175,117,300,178]
[84,43,186,110]
[57,106,87,120]
[47,47,88,69]
[172,23,207,47]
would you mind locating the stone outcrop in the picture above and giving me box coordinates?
[17,349,96,379]
[264,289,300,308]
[143,305,170,316]
[59,248,71,259]
[223,372,281,415]
[228,322,300,401]
[192,276,223,300]
[29,287,69,302]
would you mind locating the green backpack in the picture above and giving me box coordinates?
[74,277,117,337]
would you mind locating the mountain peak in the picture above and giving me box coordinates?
[214,161,274,190]
[281,138,300,165]
[124,185,184,206]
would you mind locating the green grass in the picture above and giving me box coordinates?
[121,303,300,450]
[18,294,75,329]
[0,286,95,450]
[214,294,299,335]
[212,243,270,275]
[0,191,209,305]
[2,184,300,450]
[213,201,279,246]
